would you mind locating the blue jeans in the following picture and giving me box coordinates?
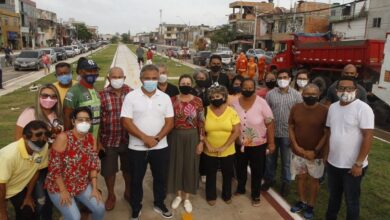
[264,137,291,183]
[35,168,52,220]
[48,185,105,220]
[326,164,367,220]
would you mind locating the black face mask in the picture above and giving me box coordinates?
[196,79,208,88]
[231,86,241,94]
[209,65,222,73]
[242,90,255,98]
[265,80,277,89]
[303,96,319,106]
[210,98,224,107]
[179,85,192,95]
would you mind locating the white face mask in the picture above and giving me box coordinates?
[110,78,125,89]
[158,74,168,83]
[297,79,308,88]
[76,122,91,134]
[337,91,356,103]
[277,79,291,88]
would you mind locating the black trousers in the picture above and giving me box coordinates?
[9,188,37,220]
[235,144,267,199]
[0,68,3,88]
[128,147,169,214]
[204,154,234,201]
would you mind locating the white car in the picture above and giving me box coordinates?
[216,47,233,56]
[64,46,76,57]
[72,45,81,55]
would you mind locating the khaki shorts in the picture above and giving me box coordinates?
[101,143,131,177]
[290,153,324,180]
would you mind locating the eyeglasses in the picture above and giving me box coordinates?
[40,93,58,99]
[75,117,91,122]
[28,131,51,139]
[336,86,356,92]
[277,76,289,80]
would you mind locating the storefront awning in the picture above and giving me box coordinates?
[228,40,253,45]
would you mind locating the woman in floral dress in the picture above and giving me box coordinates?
[231,78,276,206]
[168,74,205,213]
[45,107,105,220]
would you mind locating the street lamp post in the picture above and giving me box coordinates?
[253,7,258,50]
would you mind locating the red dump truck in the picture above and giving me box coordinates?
[269,34,384,94]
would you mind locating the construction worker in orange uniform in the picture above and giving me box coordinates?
[247,57,257,79]
[236,52,248,77]
[257,56,266,82]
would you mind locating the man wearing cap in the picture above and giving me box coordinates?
[63,59,101,139]
[0,120,50,220]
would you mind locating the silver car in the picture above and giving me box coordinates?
[41,48,57,63]
[64,46,76,57]
[14,50,44,71]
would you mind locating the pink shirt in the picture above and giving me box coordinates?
[231,96,274,147]
[16,108,57,128]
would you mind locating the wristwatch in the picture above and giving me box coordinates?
[354,161,363,167]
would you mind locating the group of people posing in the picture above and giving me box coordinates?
[0,53,373,220]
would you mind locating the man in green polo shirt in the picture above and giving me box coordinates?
[63,58,101,139]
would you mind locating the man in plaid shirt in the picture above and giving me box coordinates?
[98,67,132,211]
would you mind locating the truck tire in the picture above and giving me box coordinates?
[311,75,331,98]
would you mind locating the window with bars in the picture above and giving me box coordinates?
[373,17,381,28]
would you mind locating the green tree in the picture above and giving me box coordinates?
[210,25,237,48]
[75,24,93,42]
[110,36,119,44]
[121,33,130,43]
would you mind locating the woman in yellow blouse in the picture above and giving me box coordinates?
[203,85,241,206]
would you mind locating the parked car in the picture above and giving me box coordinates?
[72,45,81,55]
[64,46,76,57]
[52,47,67,60]
[193,51,212,66]
[206,53,234,68]
[216,47,233,56]
[14,50,44,71]
[41,48,57,63]
[82,44,89,52]
[246,49,266,61]
[90,43,99,50]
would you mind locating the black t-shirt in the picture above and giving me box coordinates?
[207,72,230,88]
[159,82,179,97]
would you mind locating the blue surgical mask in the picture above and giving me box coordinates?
[57,73,72,85]
[143,80,158,92]
[83,74,98,85]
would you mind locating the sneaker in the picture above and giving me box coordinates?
[183,200,192,213]
[201,175,206,183]
[290,201,307,213]
[171,196,182,209]
[252,197,261,207]
[207,200,216,206]
[153,204,173,219]
[261,180,274,191]
[131,210,141,220]
[280,182,290,197]
[303,206,314,219]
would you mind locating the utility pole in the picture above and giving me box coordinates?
[253,8,258,49]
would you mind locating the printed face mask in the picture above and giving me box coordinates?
[337,91,356,103]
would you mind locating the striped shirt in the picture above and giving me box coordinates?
[266,87,302,137]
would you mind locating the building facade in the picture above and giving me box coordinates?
[159,23,187,46]
[36,8,57,47]
[366,0,389,40]
[0,5,21,49]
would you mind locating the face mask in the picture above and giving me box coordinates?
[76,122,91,134]
[277,79,290,88]
[210,98,224,107]
[179,85,192,95]
[143,80,158,92]
[231,86,241,94]
[83,74,98,85]
[242,90,255,98]
[210,65,221,73]
[303,96,318,106]
[27,140,46,152]
[57,73,72,85]
[337,91,356,103]
[297,79,308,88]
[265,80,277,89]
[196,79,208,88]
[110,78,125,89]
[40,97,57,109]
[158,74,168,83]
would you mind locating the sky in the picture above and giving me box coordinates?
[33,0,345,35]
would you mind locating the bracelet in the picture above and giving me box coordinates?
[90,176,97,179]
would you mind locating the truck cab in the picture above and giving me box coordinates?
[269,40,295,71]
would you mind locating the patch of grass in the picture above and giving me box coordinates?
[273,139,390,220]
[127,44,194,78]
[0,44,118,147]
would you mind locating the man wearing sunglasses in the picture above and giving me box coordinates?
[0,120,50,220]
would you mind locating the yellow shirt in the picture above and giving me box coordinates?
[204,106,240,157]
[0,139,49,199]
[53,81,78,105]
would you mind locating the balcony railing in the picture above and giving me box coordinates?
[229,13,256,22]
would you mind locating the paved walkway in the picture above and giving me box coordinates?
[100,44,301,220]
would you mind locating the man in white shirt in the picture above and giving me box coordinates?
[121,64,174,220]
[325,76,374,220]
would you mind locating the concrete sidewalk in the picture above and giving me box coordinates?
[100,44,301,220]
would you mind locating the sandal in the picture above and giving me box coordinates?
[105,195,116,211]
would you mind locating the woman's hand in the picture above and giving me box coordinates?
[59,190,72,207]
[90,188,103,203]
[196,142,204,155]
